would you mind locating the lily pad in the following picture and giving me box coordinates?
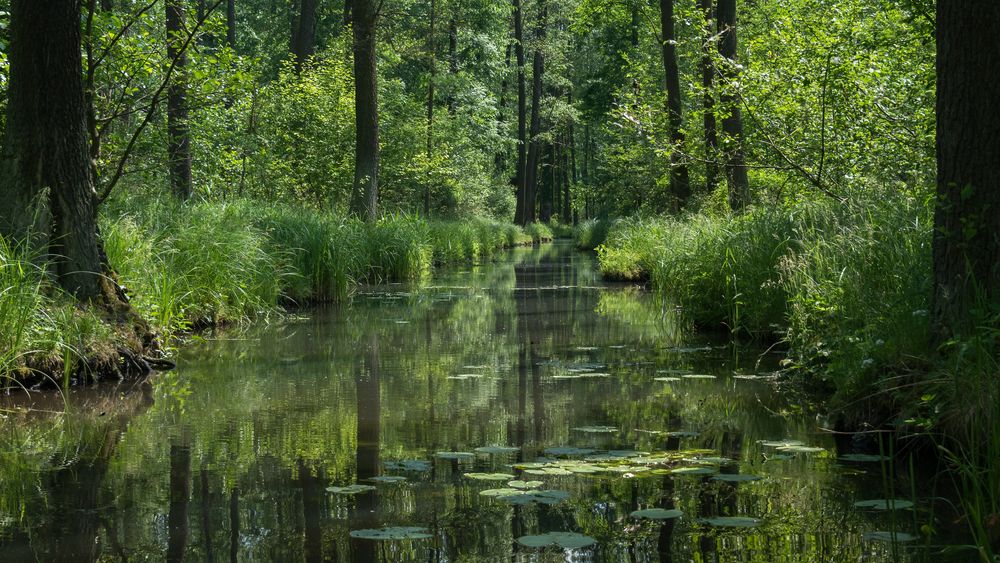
[758,440,804,448]
[516,532,596,549]
[839,454,890,463]
[681,374,717,380]
[464,472,516,481]
[369,476,407,484]
[501,489,571,505]
[572,425,618,434]
[665,431,699,438]
[435,451,475,460]
[854,499,914,511]
[350,526,432,541]
[480,488,523,498]
[448,374,483,380]
[776,445,826,454]
[701,516,761,528]
[523,467,574,476]
[862,531,918,543]
[689,456,731,464]
[384,460,431,472]
[507,480,544,490]
[574,346,600,351]
[474,446,521,455]
[711,474,762,483]
[654,377,681,382]
[544,447,597,456]
[327,484,376,495]
[631,508,683,520]
[671,466,716,476]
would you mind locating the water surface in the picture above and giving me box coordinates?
[0,243,922,561]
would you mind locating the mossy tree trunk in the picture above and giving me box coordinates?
[0,0,105,299]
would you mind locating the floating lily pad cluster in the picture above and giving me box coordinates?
[480,488,571,505]
[384,460,432,472]
[758,439,826,454]
[327,484,376,495]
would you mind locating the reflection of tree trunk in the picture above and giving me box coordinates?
[200,470,215,563]
[48,459,107,561]
[656,474,676,562]
[229,488,240,563]
[298,460,325,563]
[351,333,381,562]
[167,443,192,563]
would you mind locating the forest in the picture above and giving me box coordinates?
[0,0,997,561]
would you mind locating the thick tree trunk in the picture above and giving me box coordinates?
[524,0,546,224]
[512,0,528,225]
[717,0,749,211]
[700,0,719,194]
[0,0,105,299]
[351,0,379,221]
[659,0,691,210]
[562,134,571,221]
[569,120,578,224]
[166,0,193,200]
[291,0,319,72]
[227,0,237,49]
[539,142,553,223]
[932,2,1000,341]
[425,0,436,216]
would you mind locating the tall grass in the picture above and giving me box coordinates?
[573,219,611,250]
[593,196,933,390]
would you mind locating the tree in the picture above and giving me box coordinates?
[350,0,379,221]
[166,0,193,199]
[523,0,546,224]
[699,0,719,193]
[227,0,237,49]
[291,0,319,72]
[658,0,690,209]
[512,0,528,225]
[0,0,108,299]
[932,1,1000,341]
[425,0,438,215]
[717,0,749,211]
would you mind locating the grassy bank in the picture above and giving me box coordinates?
[1,199,550,384]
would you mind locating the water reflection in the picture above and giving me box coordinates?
[0,243,927,561]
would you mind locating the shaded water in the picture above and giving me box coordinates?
[0,243,927,561]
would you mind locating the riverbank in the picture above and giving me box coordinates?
[1,198,553,387]
[579,197,1000,554]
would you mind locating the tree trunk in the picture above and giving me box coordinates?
[166,0,193,200]
[227,0,237,49]
[932,1,1000,341]
[539,142,553,223]
[659,0,690,211]
[700,0,719,194]
[524,0,546,224]
[425,0,437,216]
[512,0,528,225]
[343,0,353,30]
[495,41,512,175]
[569,119,578,224]
[166,443,191,563]
[562,134,571,222]
[351,0,379,221]
[447,17,457,115]
[717,0,749,211]
[0,0,106,298]
[291,0,319,72]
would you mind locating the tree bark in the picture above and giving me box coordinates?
[717,0,749,211]
[495,41,512,175]
[524,0,546,224]
[166,0,193,200]
[659,0,691,210]
[351,0,379,221]
[291,0,319,72]
[0,0,105,298]
[425,0,437,216]
[447,17,458,115]
[512,0,528,225]
[539,142,553,223]
[932,1,1000,341]
[227,0,237,49]
[700,0,719,194]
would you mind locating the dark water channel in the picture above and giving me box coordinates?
[0,242,927,561]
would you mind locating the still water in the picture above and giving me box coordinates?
[0,243,923,561]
